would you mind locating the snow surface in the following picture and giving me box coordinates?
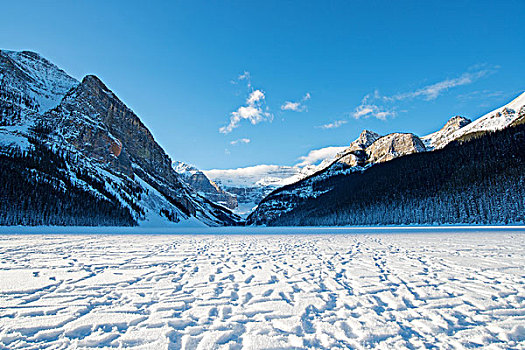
[0,228,524,349]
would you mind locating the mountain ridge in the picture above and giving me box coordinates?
[247,92,525,224]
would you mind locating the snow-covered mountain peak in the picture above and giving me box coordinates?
[348,129,381,151]
[173,161,200,177]
[444,115,471,128]
[0,49,78,114]
[172,161,238,210]
[446,91,525,144]
[357,129,381,144]
[422,116,472,150]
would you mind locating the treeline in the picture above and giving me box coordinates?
[0,140,136,226]
[249,123,525,226]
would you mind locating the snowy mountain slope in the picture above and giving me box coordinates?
[0,49,79,150]
[0,50,240,227]
[0,50,78,124]
[421,116,472,150]
[173,161,237,210]
[428,92,525,148]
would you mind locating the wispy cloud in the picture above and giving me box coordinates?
[238,71,250,81]
[352,65,498,120]
[352,98,397,120]
[456,89,504,102]
[318,119,348,129]
[230,138,251,145]
[231,71,251,87]
[281,92,311,112]
[391,67,497,101]
[220,72,272,134]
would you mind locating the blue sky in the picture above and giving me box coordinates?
[2,1,524,169]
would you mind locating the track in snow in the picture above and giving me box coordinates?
[0,232,524,349]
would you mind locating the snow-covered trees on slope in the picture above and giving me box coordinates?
[0,139,135,226]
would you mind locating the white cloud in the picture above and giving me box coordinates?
[230,138,251,145]
[231,71,252,87]
[238,71,250,81]
[220,88,272,134]
[246,90,265,105]
[319,119,348,129]
[352,65,498,120]
[352,103,396,120]
[281,92,311,112]
[296,146,347,167]
[392,69,494,101]
[281,101,301,111]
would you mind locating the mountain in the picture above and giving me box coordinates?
[337,132,425,166]
[204,151,343,216]
[0,50,78,121]
[0,49,240,226]
[207,94,523,217]
[247,92,525,225]
[248,122,525,226]
[424,93,525,148]
[421,116,472,150]
[173,161,237,210]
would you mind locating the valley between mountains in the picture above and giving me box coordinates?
[1,49,524,227]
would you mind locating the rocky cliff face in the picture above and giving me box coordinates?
[332,131,425,169]
[366,133,426,164]
[0,50,240,226]
[335,130,381,167]
[347,129,381,151]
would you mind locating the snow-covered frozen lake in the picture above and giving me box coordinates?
[0,228,524,349]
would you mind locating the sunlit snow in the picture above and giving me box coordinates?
[0,228,524,349]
